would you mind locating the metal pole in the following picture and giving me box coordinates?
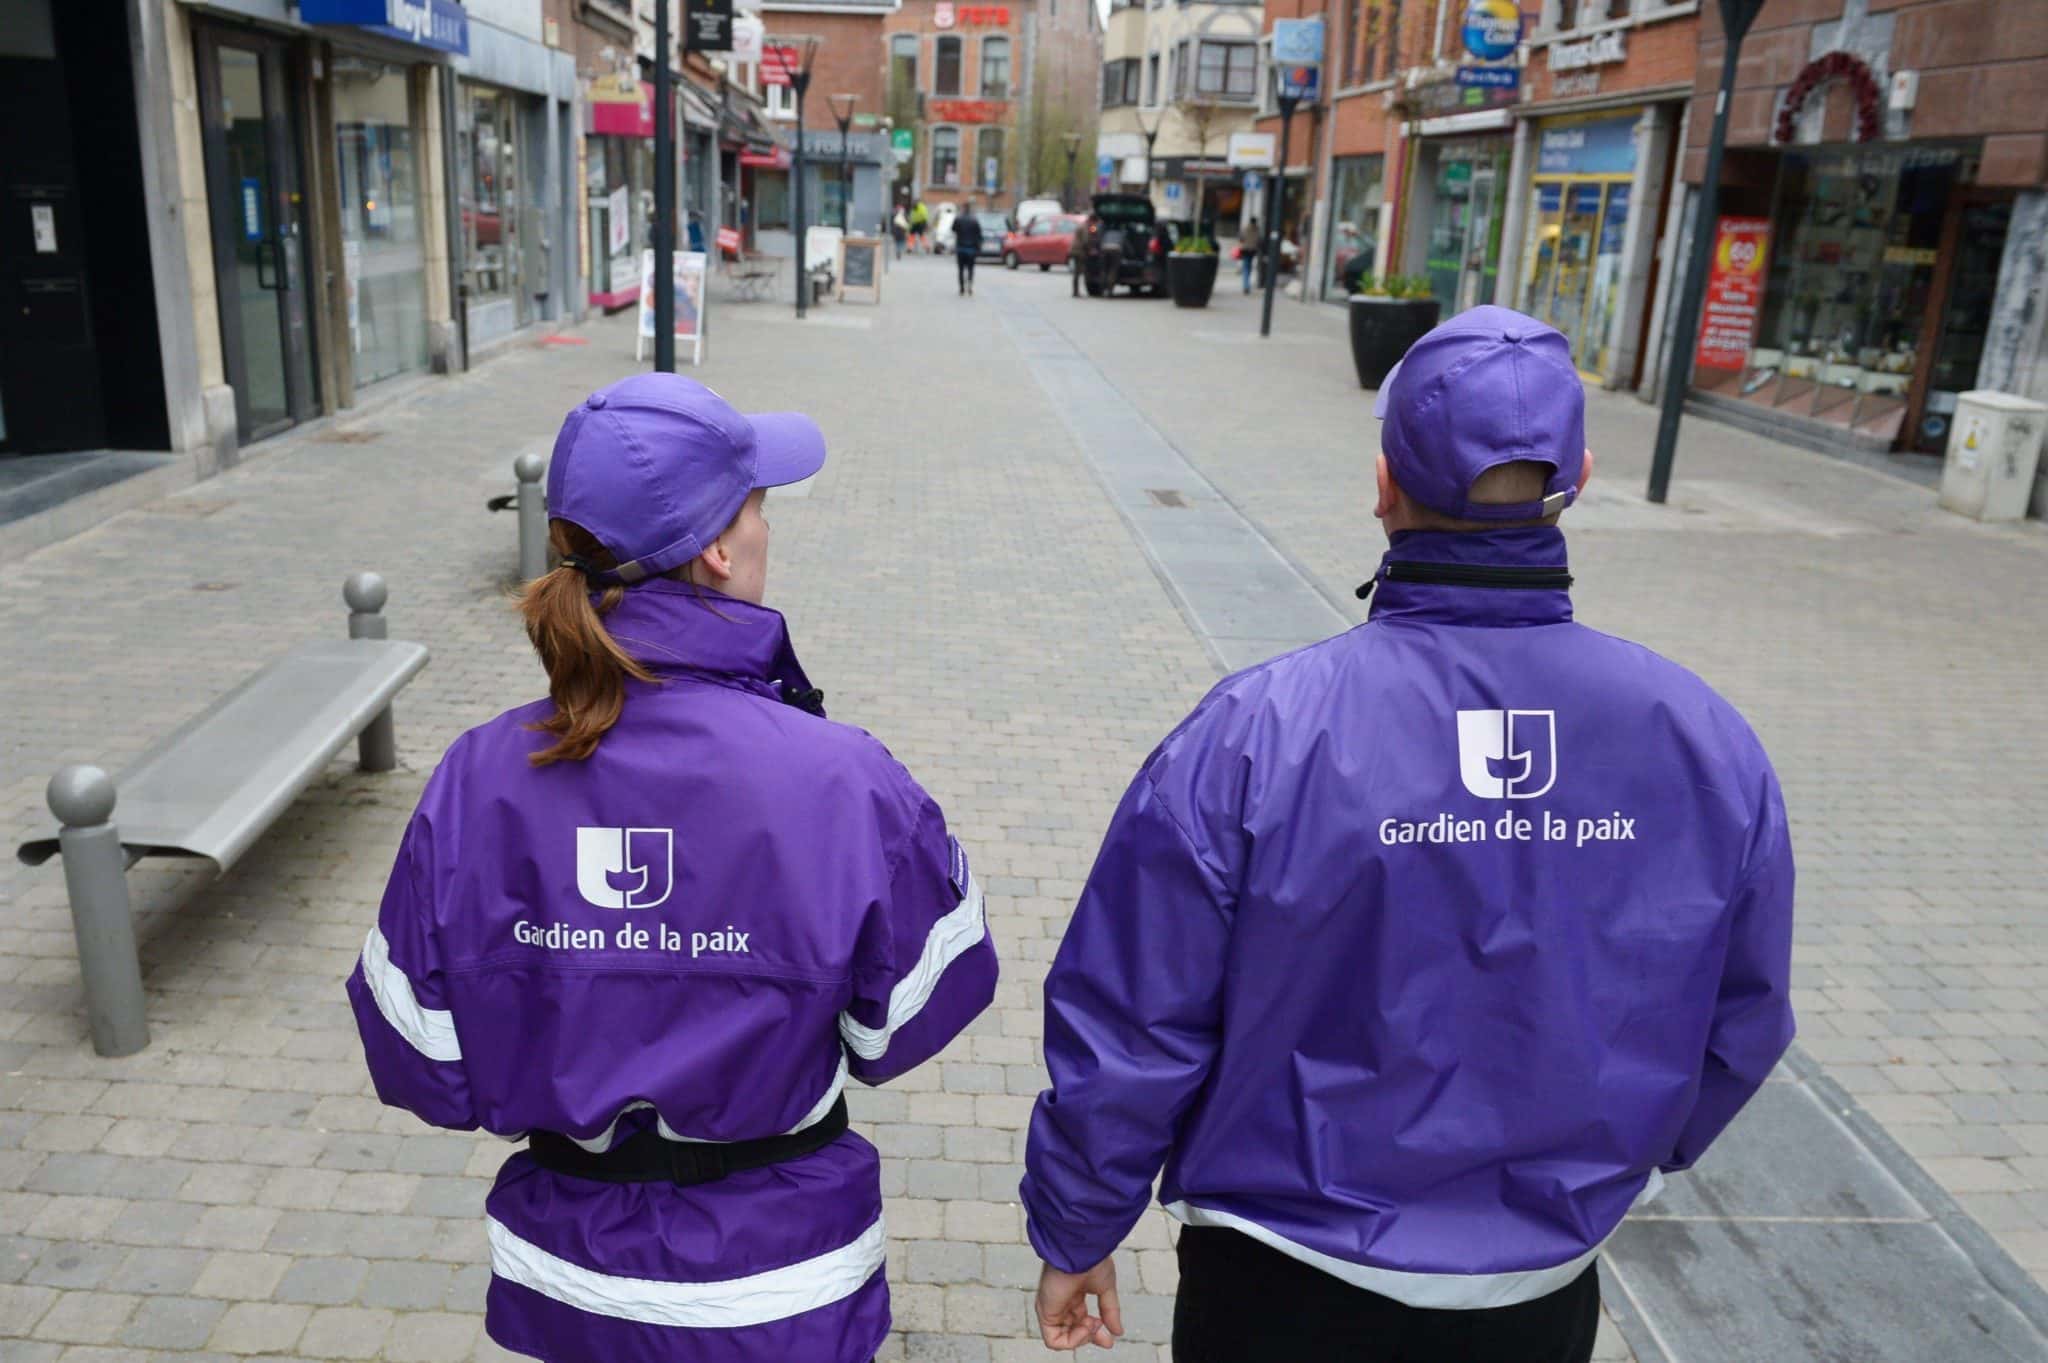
[49,766,149,1057]
[1647,0,1760,503]
[345,573,398,772]
[841,120,852,233]
[654,0,675,371]
[795,68,811,318]
[514,452,548,582]
[1261,96,1296,339]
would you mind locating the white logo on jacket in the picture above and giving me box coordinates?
[575,827,674,909]
[1456,710,1557,800]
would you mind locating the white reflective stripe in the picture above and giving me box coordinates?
[487,1214,886,1329]
[359,926,461,1063]
[1163,1172,1664,1311]
[564,1050,851,1153]
[838,874,986,1062]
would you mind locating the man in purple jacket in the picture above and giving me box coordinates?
[1022,306,1794,1361]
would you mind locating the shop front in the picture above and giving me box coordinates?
[1415,135,1511,317]
[191,2,461,443]
[585,71,653,311]
[1691,142,2011,457]
[1515,111,1642,377]
[1321,154,1385,300]
[1156,159,1243,238]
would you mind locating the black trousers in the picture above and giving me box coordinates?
[1172,1226,1600,1363]
[957,251,977,288]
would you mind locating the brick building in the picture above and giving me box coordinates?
[1672,0,2048,478]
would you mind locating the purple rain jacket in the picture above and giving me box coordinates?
[345,584,998,1363]
[1023,526,1795,1308]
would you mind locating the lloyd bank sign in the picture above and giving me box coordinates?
[300,0,471,55]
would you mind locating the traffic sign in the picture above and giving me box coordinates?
[1271,17,1325,67]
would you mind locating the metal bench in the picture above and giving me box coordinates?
[16,573,430,1057]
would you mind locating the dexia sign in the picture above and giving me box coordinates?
[300,0,470,55]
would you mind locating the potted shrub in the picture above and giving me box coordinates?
[1348,275,1442,390]
[1167,236,1220,309]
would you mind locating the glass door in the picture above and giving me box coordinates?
[1457,164,1499,314]
[197,27,316,443]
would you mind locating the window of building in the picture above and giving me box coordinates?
[1172,42,1187,100]
[1556,0,1582,30]
[890,33,917,100]
[1146,52,1160,103]
[931,125,960,185]
[981,36,1011,97]
[765,82,795,120]
[935,35,962,95]
[1196,41,1257,99]
[1102,57,1141,107]
[1378,0,1404,79]
[1342,0,1362,85]
[978,127,1005,191]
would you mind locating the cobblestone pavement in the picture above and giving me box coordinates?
[0,251,2039,1361]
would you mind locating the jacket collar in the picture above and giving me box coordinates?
[598,581,817,705]
[1366,527,1574,628]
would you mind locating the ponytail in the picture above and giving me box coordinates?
[519,522,657,766]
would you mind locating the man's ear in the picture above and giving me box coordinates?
[1374,454,1397,522]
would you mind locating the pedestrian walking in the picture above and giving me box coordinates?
[909,198,931,252]
[953,199,984,296]
[1021,306,1794,1363]
[347,373,999,1363]
[1237,216,1259,294]
[892,203,909,260]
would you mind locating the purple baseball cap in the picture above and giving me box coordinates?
[1372,305,1586,522]
[544,373,825,583]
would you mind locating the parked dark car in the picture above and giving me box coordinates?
[1075,194,1177,297]
[971,212,1011,261]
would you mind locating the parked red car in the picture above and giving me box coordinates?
[1002,214,1083,271]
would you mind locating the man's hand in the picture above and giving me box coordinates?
[1035,1257,1123,1351]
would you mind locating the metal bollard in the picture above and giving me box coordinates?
[515,452,548,582]
[345,572,398,772]
[49,766,150,1057]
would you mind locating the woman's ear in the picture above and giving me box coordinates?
[695,537,734,582]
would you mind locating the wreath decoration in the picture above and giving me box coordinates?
[1775,51,1884,144]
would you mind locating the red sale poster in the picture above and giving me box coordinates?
[1696,217,1772,371]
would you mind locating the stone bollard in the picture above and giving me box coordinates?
[345,572,397,772]
[515,452,548,583]
[48,765,150,1057]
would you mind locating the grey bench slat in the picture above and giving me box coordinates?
[17,638,428,872]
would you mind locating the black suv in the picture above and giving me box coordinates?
[1074,193,1177,297]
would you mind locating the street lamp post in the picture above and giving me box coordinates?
[1062,131,1081,211]
[787,36,822,319]
[652,0,675,370]
[1647,0,1768,503]
[1260,91,1300,340]
[1137,109,1163,197]
[829,93,859,233]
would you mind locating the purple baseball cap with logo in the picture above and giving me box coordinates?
[545,373,826,583]
[1372,305,1586,522]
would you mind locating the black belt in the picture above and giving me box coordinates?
[526,1097,848,1186]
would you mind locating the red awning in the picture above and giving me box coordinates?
[739,147,791,169]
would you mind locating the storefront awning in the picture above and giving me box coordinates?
[300,0,468,55]
[739,147,792,170]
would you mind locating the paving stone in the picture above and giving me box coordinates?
[105,1247,210,1296]
[109,1289,227,1352]
[384,1311,480,1363]
[207,1301,311,1355]
[192,1252,291,1301]
[30,1290,140,1344]
[358,1261,455,1312]
[297,1306,394,1360]
[0,1282,60,1335]
[273,1258,370,1307]
[25,1241,127,1291]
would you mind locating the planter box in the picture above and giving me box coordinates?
[1348,297,1441,390]
[1168,253,1219,309]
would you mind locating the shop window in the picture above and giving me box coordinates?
[1196,42,1257,100]
[333,62,426,386]
[981,36,1010,98]
[754,170,791,230]
[977,127,1004,192]
[931,125,961,186]
[1323,154,1386,299]
[935,36,962,95]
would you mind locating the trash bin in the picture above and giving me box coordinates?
[1939,390,2047,523]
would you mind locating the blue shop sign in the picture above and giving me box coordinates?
[1455,66,1519,90]
[299,0,469,55]
[1569,183,1604,215]
[1461,0,1523,62]
[1536,114,1638,176]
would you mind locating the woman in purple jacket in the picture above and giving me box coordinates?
[347,373,998,1363]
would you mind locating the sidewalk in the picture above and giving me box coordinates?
[1,254,2044,1361]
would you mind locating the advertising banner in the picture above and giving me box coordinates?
[1696,217,1772,372]
[636,249,708,366]
[684,0,734,53]
[1227,131,1276,168]
[761,44,798,87]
